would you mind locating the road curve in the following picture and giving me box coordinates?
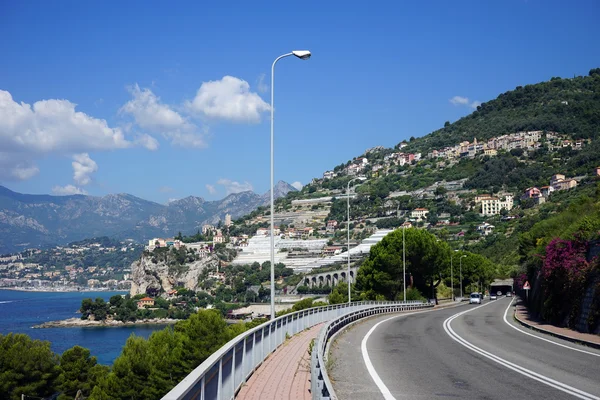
[329,298,600,399]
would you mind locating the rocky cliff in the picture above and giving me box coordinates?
[129,249,219,296]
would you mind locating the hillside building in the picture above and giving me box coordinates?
[137,297,154,309]
[480,195,514,216]
[410,208,429,221]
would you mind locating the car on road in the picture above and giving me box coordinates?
[469,293,483,304]
[506,291,512,297]
[490,293,497,300]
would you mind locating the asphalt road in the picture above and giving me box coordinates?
[329,297,600,399]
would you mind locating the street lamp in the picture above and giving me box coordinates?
[403,224,406,302]
[459,254,467,299]
[269,50,311,320]
[347,176,366,304]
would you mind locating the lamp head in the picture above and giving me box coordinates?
[292,50,311,60]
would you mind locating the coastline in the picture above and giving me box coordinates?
[33,317,178,329]
[0,287,128,293]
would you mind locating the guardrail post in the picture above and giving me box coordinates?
[217,359,222,400]
[242,338,247,384]
[251,331,256,374]
[231,344,236,397]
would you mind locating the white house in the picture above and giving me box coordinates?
[323,170,336,179]
[410,208,429,221]
[477,222,495,236]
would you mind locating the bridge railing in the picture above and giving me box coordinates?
[311,301,434,399]
[162,300,417,400]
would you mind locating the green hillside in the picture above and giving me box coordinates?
[402,68,600,154]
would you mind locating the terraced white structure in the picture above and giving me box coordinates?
[231,229,394,273]
[231,236,328,266]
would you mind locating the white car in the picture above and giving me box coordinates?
[506,292,512,297]
[469,293,482,304]
[490,293,497,300]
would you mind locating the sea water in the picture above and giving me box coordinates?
[0,290,166,365]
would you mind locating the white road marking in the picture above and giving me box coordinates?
[361,307,449,400]
[503,298,600,357]
[444,304,600,400]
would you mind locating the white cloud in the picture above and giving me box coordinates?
[0,153,40,180]
[167,132,208,148]
[450,95,480,109]
[291,181,303,190]
[0,90,132,154]
[72,153,98,186]
[449,96,470,106]
[120,85,206,148]
[186,76,270,123]
[0,89,147,181]
[205,184,216,195]
[121,84,189,132]
[256,73,269,94]
[134,134,159,151]
[216,178,253,195]
[52,185,87,196]
[11,165,40,180]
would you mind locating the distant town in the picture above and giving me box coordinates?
[0,238,142,291]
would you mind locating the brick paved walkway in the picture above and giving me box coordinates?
[514,300,600,348]
[236,324,322,400]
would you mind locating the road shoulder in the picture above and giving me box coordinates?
[513,300,600,350]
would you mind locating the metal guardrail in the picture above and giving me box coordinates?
[311,301,434,399]
[162,301,415,400]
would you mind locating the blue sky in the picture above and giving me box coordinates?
[1,0,599,203]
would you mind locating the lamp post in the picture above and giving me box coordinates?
[450,252,454,301]
[459,254,467,299]
[270,50,311,320]
[403,224,406,302]
[347,176,366,304]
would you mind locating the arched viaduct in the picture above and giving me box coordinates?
[302,266,359,288]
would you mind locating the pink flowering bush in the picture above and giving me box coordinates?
[540,237,590,326]
[541,238,588,279]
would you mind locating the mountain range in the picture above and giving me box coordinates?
[0,181,297,253]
